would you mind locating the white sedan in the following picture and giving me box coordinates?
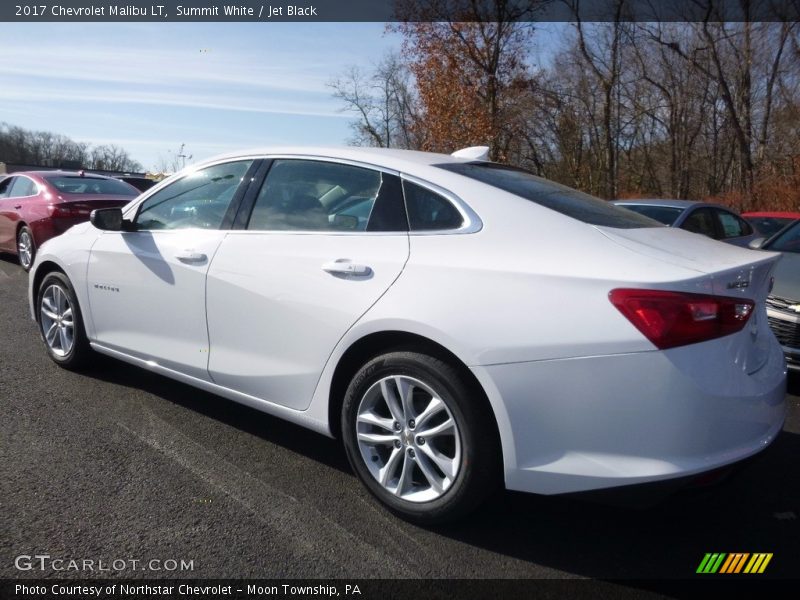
[28,146,787,522]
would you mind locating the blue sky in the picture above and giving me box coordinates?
[0,22,564,171]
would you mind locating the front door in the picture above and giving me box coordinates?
[86,159,256,380]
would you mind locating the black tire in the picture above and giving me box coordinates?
[36,271,91,370]
[17,225,35,272]
[341,351,500,524]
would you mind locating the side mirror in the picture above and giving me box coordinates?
[90,208,124,231]
[748,237,766,250]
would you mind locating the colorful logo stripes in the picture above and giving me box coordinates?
[697,553,773,574]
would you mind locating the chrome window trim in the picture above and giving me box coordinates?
[400,174,483,235]
[8,174,41,199]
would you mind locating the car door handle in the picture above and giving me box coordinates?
[176,251,207,264]
[14,204,22,209]
[322,259,372,276]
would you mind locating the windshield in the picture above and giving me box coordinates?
[45,175,138,196]
[436,162,661,229]
[616,204,683,226]
[765,220,800,253]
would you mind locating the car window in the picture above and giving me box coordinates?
[45,175,138,196]
[435,162,660,228]
[9,176,38,198]
[0,177,13,198]
[746,217,792,238]
[247,160,401,232]
[715,210,752,239]
[765,220,800,253]
[615,204,683,226]
[134,160,252,230]
[402,180,464,231]
[681,208,717,238]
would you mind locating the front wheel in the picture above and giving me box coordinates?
[342,351,500,524]
[36,272,91,369]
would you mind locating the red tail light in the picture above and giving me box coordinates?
[609,289,754,349]
[51,204,79,218]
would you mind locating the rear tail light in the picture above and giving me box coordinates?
[609,289,754,349]
[51,204,79,218]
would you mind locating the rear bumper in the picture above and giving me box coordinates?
[473,339,787,495]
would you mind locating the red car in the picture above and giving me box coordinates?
[0,171,139,270]
[742,211,800,238]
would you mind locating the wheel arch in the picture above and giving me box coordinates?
[327,330,504,462]
[31,260,67,323]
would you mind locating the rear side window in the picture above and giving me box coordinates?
[402,181,463,231]
[9,176,38,197]
[435,162,660,229]
[715,210,752,239]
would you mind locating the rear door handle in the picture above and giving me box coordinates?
[14,205,22,209]
[176,251,207,264]
[322,259,372,276]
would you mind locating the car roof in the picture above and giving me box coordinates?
[742,211,800,219]
[611,199,705,209]
[11,170,117,180]
[192,146,471,173]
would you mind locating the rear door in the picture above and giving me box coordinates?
[87,159,258,380]
[206,158,410,410]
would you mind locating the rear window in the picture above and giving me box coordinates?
[435,162,661,229]
[45,175,138,196]
[616,204,682,225]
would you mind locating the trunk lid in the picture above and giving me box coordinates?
[597,225,782,374]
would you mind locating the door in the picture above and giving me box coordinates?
[206,158,410,409]
[86,159,256,380]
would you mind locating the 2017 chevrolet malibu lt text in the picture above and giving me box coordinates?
[28,147,787,523]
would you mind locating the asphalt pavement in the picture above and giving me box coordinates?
[1,254,798,583]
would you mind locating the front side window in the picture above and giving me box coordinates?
[9,176,38,198]
[134,160,252,230]
[247,160,405,232]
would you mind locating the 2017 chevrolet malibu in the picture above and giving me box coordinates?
[28,147,787,522]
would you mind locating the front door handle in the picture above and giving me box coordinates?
[322,259,372,276]
[176,251,207,264]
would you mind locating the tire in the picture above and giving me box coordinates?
[36,271,91,370]
[341,351,500,524]
[17,226,35,272]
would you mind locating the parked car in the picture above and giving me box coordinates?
[611,199,760,247]
[750,219,800,371]
[115,175,157,193]
[28,147,786,523]
[742,211,800,238]
[0,171,139,270]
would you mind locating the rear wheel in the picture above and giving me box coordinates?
[36,272,91,369]
[17,226,35,271]
[342,351,500,524]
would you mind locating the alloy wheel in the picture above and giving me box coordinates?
[355,375,462,503]
[18,230,33,269]
[40,284,75,357]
